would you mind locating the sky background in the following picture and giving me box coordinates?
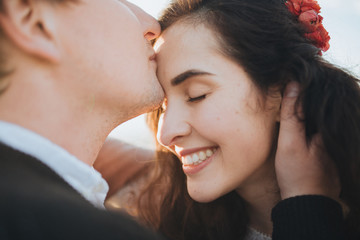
[110,0,360,149]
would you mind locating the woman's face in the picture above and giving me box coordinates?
[155,23,281,202]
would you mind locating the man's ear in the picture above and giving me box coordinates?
[0,0,60,63]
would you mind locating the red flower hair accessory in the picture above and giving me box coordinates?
[286,0,330,54]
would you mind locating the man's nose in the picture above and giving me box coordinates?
[142,14,161,41]
[124,2,161,41]
[136,8,161,41]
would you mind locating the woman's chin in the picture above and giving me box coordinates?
[188,189,220,203]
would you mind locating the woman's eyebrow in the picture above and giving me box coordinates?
[171,70,214,86]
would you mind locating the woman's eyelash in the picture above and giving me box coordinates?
[187,95,206,102]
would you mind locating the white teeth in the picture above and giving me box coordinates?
[192,153,199,162]
[181,148,217,166]
[184,155,193,165]
[206,149,213,157]
[199,151,206,160]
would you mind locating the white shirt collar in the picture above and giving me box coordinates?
[0,121,109,209]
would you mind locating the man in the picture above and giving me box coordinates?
[0,0,164,239]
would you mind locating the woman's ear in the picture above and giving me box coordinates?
[0,0,60,63]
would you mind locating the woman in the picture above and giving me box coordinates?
[96,0,360,239]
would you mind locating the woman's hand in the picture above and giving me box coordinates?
[275,82,341,200]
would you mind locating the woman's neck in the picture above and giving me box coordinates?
[236,158,280,236]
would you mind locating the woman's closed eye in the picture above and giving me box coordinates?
[187,94,206,103]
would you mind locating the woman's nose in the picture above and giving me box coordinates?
[157,109,191,147]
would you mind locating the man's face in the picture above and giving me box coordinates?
[55,0,164,122]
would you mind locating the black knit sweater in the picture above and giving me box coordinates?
[272,195,355,240]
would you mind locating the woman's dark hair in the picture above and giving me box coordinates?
[134,0,360,239]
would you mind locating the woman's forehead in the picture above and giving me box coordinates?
[155,22,219,55]
[155,23,240,92]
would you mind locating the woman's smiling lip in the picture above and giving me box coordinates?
[182,149,218,175]
[177,146,218,157]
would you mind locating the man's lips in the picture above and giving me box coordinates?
[149,53,156,61]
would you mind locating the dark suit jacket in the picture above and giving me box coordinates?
[0,142,164,240]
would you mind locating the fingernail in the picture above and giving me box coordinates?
[284,82,300,98]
